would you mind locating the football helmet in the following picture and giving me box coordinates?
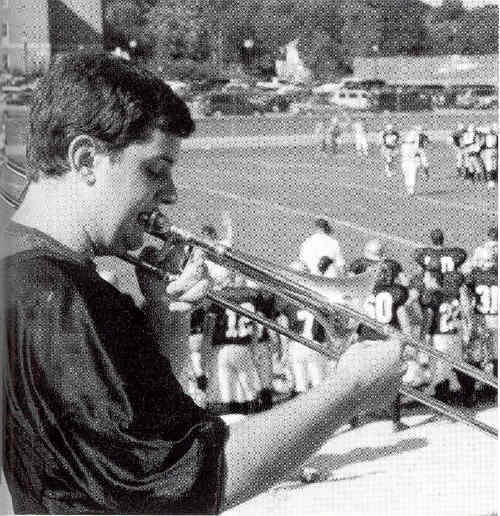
[364,239,385,261]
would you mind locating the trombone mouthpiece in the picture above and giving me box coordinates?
[137,209,167,236]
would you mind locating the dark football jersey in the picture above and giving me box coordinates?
[358,283,409,340]
[465,266,498,317]
[414,246,467,275]
[279,304,327,343]
[383,130,400,148]
[254,290,278,342]
[190,306,207,335]
[419,279,463,336]
[208,286,259,346]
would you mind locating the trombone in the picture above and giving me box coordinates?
[123,210,498,439]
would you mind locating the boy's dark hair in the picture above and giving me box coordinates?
[430,228,444,246]
[27,52,195,178]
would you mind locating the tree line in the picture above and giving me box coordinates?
[103,0,499,81]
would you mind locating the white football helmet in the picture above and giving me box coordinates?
[364,239,385,261]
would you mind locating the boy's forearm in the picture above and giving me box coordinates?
[222,374,355,510]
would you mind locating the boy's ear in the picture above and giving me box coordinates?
[67,135,97,181]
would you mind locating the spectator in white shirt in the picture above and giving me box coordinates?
[299,217,345,276]
[200,212,233,289]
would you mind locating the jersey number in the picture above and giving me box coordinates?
[297,310,315,339]
[439,300,460,333]
[225,302,255,338]
[440,256,455,273]
[475,285,498,315]
[365,292,393,324]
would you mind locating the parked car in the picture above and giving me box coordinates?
[247,91,293,113]
[456,86,497,109]
[205,92,265,117]
[288,92,332,114]
[330,89,372,110]
[374,86,432,111]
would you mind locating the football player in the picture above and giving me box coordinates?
[480,124,498,190]
[357,261,413,432]
[414,228,467,277]
[418,270,465,403]
[186,306,209,409]
[277,302,329,397]
[205,277,262,415]
[326,115,342,153]
[461,246,498,404]
[464,226,498,274]
[251,288,280,411]
[451,123,466,178]
[352,118,368,156]
[462,123,486,182]
[379,123,400,177]
[413,125,430,178]
[400,131,421,196]
[350,239,408,286]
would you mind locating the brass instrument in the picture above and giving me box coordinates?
[123,209,498,438]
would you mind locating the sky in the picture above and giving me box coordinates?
[421,0,498,7]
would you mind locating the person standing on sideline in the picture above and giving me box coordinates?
[326,116,341,153]
[299,216,345,276]
[314,119,327,152]
[451,123,466,178]
[481,124,498,190]
[379,123,400,177]
[400,131,420,196]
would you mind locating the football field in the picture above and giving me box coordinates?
[170,131,497,280]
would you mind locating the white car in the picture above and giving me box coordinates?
[329,89,371,110]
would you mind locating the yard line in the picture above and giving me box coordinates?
[179,184,424,248]
[247,158,498,216]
